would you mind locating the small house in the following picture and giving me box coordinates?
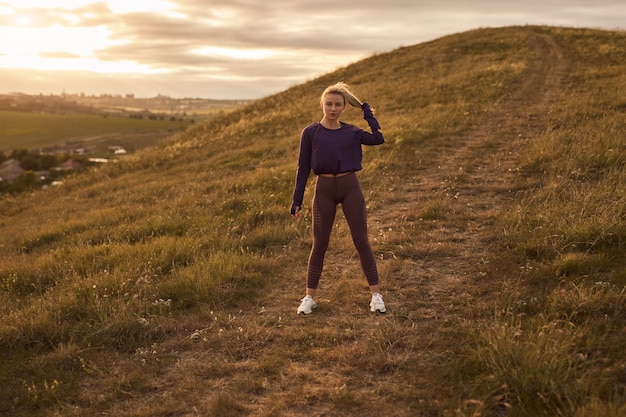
[58,159,83,170]
[0,159,25,183]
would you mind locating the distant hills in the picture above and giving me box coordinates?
[0,92,251,116]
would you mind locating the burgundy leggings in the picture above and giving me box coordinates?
[307,172,379,289]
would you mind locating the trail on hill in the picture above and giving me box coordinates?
[373,32,567,319]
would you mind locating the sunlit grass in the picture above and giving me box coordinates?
[1,26,625,416]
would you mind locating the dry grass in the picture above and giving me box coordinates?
[1,26,626,416]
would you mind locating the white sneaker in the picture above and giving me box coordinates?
[370,293,386,313]
[297,295,317,315]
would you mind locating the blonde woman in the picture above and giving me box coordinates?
[291,82,386,315]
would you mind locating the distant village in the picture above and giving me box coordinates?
[0,145,126,194]
[0,92,250,195]
[0,91,249,118]
[0,93,133,194]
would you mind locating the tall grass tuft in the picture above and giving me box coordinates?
[470,313,594,415]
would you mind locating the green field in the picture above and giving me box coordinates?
[0,110,191,152]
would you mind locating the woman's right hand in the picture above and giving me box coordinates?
[290,204,301,218]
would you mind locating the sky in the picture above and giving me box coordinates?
[0,1,624,100]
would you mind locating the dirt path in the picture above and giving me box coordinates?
[376,32,567,316]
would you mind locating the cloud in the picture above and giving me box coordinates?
[0,0,624,98]
[39,51,82,59]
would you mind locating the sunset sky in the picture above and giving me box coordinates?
[0,1,623,99]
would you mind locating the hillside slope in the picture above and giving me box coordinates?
[1,26,625,417]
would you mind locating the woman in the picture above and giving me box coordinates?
[291,82,386,315]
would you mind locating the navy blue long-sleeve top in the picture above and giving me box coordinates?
[292,103,384,207]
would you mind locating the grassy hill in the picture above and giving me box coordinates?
[1,25,625,416]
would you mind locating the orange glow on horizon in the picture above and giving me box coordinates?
[0,1,176,74]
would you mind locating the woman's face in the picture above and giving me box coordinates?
[321,93,345,121]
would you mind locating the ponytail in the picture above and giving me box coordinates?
[321,82,363,108]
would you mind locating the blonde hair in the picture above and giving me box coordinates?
[320,82,363,108]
